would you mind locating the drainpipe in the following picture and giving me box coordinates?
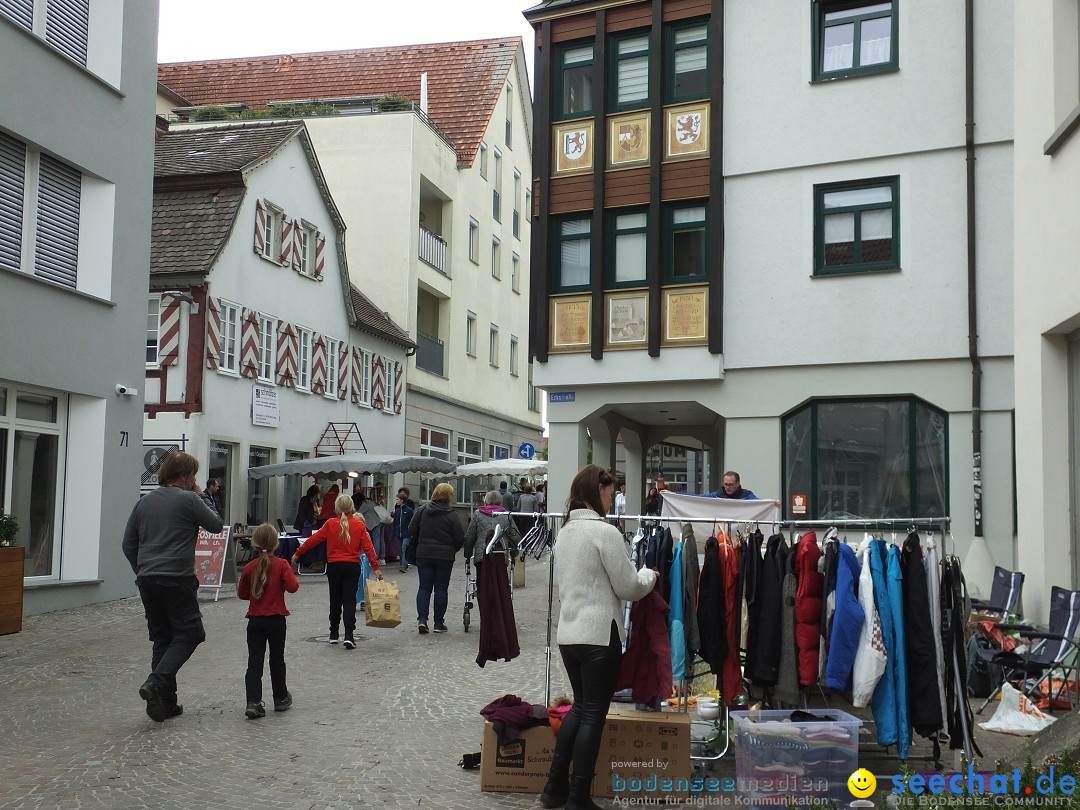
[965,0,983,536]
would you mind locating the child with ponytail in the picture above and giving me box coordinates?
[292,493,382,650]
[238,523,299,719]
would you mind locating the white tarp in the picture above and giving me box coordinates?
[424,458,548,479]
[659,490,779,524]
[247,453,455,479]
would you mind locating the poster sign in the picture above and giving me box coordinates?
[791,494,808,515]
[194,526,231,598]
[550,295,592,352]
[662,286,708,345]
[252,385,279,427]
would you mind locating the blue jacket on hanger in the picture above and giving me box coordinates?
[669,542,686,680]
[824,542,865,691]
[886,542,911,759]
[869,539,899,750]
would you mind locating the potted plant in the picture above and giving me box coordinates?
[0,509,24,635]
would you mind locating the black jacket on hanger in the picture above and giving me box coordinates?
[740,529,763,651]
[744,532,789,687]
[696,537,728,673]
[658,528,675,606]
[901,531,944,737]
[818,538,839,675]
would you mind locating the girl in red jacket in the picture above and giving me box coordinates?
[238,523,299,719]
[292,494,382,649]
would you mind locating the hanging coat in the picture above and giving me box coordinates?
[745,533,789,687]
[658,528,675,606]
[718,537,743,703]
[681,523,701,655]
[819,537,839,680]
[696,537,728,672]
[476,550,520,667]
[900,532,943,738]
[775,554,800,705]
[740,529,763,650]
[617,588,673,706]
[923,536,949,730]
[885,542,911,759]
[868,539,900,749]
[794,531,824,687]
[669,542,687,680]
[852,539,887,708]
[824,542,865,691]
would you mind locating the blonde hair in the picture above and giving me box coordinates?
[430,483,455,504]
[249,523,279,600]
[335,493,356,544]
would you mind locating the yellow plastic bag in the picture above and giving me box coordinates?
[364,578,401,628]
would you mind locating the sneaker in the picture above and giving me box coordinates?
[245,701,266,719]
[139,678,167,723]
[343,638,355,650]
[418,620,428,635]
[359,602,365,610]
[328,635,339,645]
[399,566,409,573]
[433,622,448,634]
[166,703,184,719]
[273,693,293,712]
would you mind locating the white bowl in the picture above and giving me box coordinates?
[698,704,720,720]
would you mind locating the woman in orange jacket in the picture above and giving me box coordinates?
[292,494,382,649]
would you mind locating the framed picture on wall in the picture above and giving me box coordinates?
[608,112,650,168]
[553,121,594,175]
[605,290,649,349]
[550,295,592,352]
[662,285,708,345]
[665,102,710,160]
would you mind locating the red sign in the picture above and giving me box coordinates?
[194,526,231,588]
[791,494,808,515]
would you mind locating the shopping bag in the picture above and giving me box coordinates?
[512,555,525,588]
[978,682,1057,736]
[364,578,401,628]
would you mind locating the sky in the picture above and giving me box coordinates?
[157,0,536,85]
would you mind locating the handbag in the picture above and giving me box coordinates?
[364,578,402,628]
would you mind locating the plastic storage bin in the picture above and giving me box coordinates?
[731,709,861,808]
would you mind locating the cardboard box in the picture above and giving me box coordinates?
[480,707,690,801]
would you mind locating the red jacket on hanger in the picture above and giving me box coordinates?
[794,531,824,687]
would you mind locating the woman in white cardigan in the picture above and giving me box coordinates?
[540,465,657,810]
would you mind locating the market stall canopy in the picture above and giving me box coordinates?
[424,458,548,480]
[247,453,456,480]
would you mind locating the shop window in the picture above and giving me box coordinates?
[557,42,595,120]
[667,21,709,102]
[420,426,451,499]
[812,0,897,81]
[456,434,482,503]
[814,176,899,275]
[664,203,707,283]
[782,396,947,521]
[247,446,272,525]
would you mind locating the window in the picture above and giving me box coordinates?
[812,1,897,81]
[608,210,648,287]
[258,201,284,262]
[468,218,480,264]
[513,170,522,238]
[382,359,396,413]
[324,336,338,397]
[491,237,501,279]
[247,446,272,524]
[528,367,541,412]
[358,349,372,405]
[456,434,483,502]
[511,252,521,293]
[489,442,511,460]
[665,204,707,282]
[814,176,899,275]
[611,33,650,111]
[510,335,519,376]
[783,396,947,521]
[258,315,275,382]
[219,301,240,373]
[2,0,88,66]
[146,298,160,365]
[668,21,709,101]
[466,311,477,356]
[525,186,532,224]
[297,328,312,391]
[283,448,308,514]
[298,222,317,276]
[557,42,595,120]
[493,149,502,222]
[554,217,591,291]
[420,426,451,499]
[505,83,514,147]
[479,142,488,179]
[489,324,500,367]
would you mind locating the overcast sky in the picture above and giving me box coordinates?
[158,0,536,87]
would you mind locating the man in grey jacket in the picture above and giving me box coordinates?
[123,451,223,722]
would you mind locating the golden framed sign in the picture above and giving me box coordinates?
[608,112,650,167]
[605,290,648,349]
[662,285,708,345]
[553,121,594,175]
[550,295,592,352]
[665,103,710,160]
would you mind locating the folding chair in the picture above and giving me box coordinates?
[277,518,287,534]
[970,566,1024,617]
[976,586,1080,714]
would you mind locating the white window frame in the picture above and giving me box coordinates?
[491,236,501,279]
[261,201,282,262]
[479,142,488,179]
[299,221,318,276]
[297,328,312,391]
[382,359,396,413]
[466,311,477,357]
[456,433,483,502]
[324,337,338,398]
[489,324,500,367]
[505,83,514,147]
[493,148,503,222]
[257,315,275,382]
[219,300,240,374]
[468,217,480,264]
[359,349,373,406]
[488,442,511,460]
[513,169,522,238]
[511,252,521,293]
[510,335,519,377]
[146,297,160,367]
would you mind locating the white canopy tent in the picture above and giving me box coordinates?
[423,458,548,480]
[247,453,455,479]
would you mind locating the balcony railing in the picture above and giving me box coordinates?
[416,330,445,376]
[418,226,448,275]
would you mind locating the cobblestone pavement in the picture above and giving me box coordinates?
[0,555,1028,809]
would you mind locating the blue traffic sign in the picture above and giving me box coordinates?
[518,443,536,459]
[549,391,576,403]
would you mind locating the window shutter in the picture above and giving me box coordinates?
[292,221,304,270]
[350,347,363,405]
[34,154,81,288]
[45,0,89,66]
[0,0,33,31]
[371,354,386,410]
[311,335,326,394]
[276,322,297,387]
[205,297,222,370]
[393,359,404,414]
[158,296,181,367]
[0,132,26,271]
[279,215,293,265]
[253,199,266,255]
[338,342,349,400]
[314,232,326,280]
[240,309,259,378]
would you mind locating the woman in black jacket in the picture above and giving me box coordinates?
[293,485,319,534]
[408,483,464,634]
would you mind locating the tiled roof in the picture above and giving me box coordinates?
[349,285,415,350]
[151,186,245,276]
[158,38,521,166]
[154,121,303,177]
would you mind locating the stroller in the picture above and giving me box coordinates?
[463,522,515,632]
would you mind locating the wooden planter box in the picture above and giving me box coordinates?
[0,545,25,635]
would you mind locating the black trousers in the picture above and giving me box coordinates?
[326,561,361,639]
[245,615,288,704]
[137,576,206,708]
[554,620,622,780]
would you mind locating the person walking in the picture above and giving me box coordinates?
[464,491,521,567]
[539,465,657,810]
[408,483,464,634]
[237,523,299,719]
[291,494,382,649]
[515,484,540,534]
[393,492,415,573]
[122,451,224,722]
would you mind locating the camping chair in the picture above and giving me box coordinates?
[975,586,1080,714]
[970,566,1025,617]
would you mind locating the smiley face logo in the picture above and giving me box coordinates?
[848,768,877,798]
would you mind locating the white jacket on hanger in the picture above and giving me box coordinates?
[852,536,888,707]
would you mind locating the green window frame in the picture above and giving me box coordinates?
[556,41,595,121]
[814,176,899,276]
[666,19,709,102]
[782,396,948,522]
[553,216,591,292]
[663,203,707,284]
[812,0,898,81]
[609,32,650,112]
[606,209,649,289]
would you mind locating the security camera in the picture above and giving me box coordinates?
[115,384,138,397]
